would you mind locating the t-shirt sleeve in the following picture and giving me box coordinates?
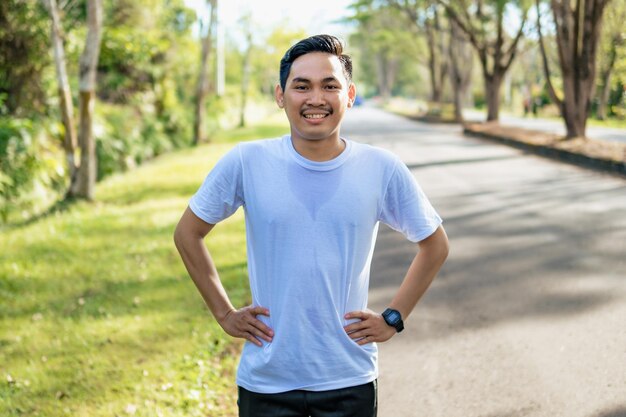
[189,145,245,224]
[378,160,442,243]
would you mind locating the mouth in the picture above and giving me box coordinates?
[303,113,329,120]
[301,109,332,120]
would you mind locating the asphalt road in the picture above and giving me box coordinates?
[342,106,626,417]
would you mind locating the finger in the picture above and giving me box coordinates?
[244,332,263,347]
[249,318,274,337]
[357,336,374,346]
[348,329,369,340]
[247,323,273,342]
[344,310,367,320]
[249,306,270,317]
[344,322,367,334]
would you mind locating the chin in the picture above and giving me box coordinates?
[296,132,336,141]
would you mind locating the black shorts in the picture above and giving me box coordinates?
[238,380,378,417]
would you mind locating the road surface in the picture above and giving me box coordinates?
[342,106,626,417]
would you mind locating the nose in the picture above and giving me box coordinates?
[306,87,326,106]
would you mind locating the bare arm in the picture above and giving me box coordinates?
[173,207,273,346]
[344,225,449,345]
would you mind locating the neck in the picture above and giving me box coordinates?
[291,135,345,162]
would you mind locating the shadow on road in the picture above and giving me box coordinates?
[590,406,626,417]
[369,168,626,340]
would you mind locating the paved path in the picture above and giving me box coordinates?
[342,106,626,417]
[463,109,626,144]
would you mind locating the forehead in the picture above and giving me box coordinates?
[287,52,347,83]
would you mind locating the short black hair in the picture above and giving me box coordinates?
[279,34,352,91]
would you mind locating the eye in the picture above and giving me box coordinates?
[294,85,308,90]
[325,85,340,90]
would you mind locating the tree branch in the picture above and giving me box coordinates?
[503,9,528,71]
[435,0,482,52]
[536,0,562,107]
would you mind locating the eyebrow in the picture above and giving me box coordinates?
[290,77,341,84]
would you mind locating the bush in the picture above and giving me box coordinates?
[473,92,486,109]
[95,101,194,180]
[0,118,65,222]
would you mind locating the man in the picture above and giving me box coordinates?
[174,34,449,417]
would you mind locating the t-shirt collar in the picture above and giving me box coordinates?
[284,135,352,171]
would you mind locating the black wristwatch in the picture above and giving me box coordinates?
[382,308,404,333]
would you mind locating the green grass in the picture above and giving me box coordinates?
[0,120,289,416]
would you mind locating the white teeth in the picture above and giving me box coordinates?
[304,114,327,119]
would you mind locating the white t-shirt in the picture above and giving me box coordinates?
[189,135,442,394]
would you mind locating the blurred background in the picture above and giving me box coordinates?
[1,1,625,416]
[1,0,624,222]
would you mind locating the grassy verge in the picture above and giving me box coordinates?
[0,120,289,416]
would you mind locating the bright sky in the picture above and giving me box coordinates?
[184,0,355,45]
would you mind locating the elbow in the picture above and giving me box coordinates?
[428,225,449,266]
[173,222,184,252]
[440,237,450,265]
[439,228,450,264]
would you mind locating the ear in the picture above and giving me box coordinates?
[275,84,284,108]
[347,82,357,108]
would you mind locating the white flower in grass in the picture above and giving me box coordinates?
[124,403,137,415]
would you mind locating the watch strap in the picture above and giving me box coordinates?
[382,308,404,333]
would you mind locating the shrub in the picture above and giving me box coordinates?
[0,118,65,222]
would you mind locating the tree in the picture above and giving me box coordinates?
[70,0,103,199]
[387,0,450,103]
[595,0,625,120]
[536,0,612,138]
[251,27,308,96]
[44,0,78,187]
[193,0,217,145]
[436,0,530,121]
[0,1,49,116]
[238,13,253,128]
[349,2,424,98]
[448,18,473,121]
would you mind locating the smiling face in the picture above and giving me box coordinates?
[275,52,356,145]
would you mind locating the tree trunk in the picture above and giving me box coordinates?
[376,53,391,99]
[193,0,217,145]
[70,0,102,199]
[425,20,445,103]
[485,72,503,122]
[452,79,463,122]
[596,71,612,120]
[45,0,78,187]
[448,19,472,123]
[596,42,617,120]
[434,6,448,103]
[545,0,610,139]
[436,0,527,122]
[239,29,252,128]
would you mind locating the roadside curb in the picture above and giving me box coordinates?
[462,122,626,178]
[385,107,626,178]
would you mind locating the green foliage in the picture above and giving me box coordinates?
[473,91,486,109]
[0,0,297,224]
[0,1,50,116]
[98,0,196,104]
[98,27,166,102]
[348,2,425,97]
[95,99,195,181]
[0,118,65,222]
[608,81,625,119]
[250,27,308,96]
[596,0,626,119]
[0,142,249,416]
